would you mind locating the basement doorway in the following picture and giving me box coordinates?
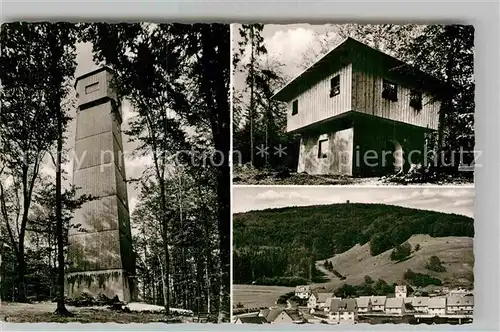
[384,140,404,174]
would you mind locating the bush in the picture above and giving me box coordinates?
[425,256,446,272]
[390,242,412,261]
[405,302,415,310]
[414,244,421,251]
[364,275,374,284]
[403,269,442,287]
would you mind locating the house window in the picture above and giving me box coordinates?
[85,82,99,94]
[330,75,340,97]
[318,138,329,158]
[410,89,423,111]
[382,79,398,101]
[292,99,298,115]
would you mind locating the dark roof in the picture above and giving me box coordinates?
[237,316,268,324]
[283,309,303,322]
[330,298,356,313]
[74,66,113,88]
[264,308,283,323]
[272,37,451,102]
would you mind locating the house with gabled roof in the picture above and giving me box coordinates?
[370,296,387,311]
[272,37,450,177]
[446,295,474,315]
[385,297,404,315]
[355,297,372,313]
[428,297,447,316]
[328,298,357,324]
[272,309,305,324]
[407,296,430,313]
[261,307,284,323]
[295,285,312,299]
[308,292,334,310]
[395,285,407,298]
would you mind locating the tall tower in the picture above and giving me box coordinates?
[66,67,134,302]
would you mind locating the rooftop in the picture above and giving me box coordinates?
[428,297,447,309]
[385,297,404,309]
[330,299,356,313]
[355,297,370,307]
[371,296,387,305]
[74,66,113,88]
[447,295,474,307]
[237,316,268,324]
[272,37,450,102]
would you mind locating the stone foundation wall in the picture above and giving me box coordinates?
[65,269,131,302]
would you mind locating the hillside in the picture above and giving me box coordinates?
[233,203,474,286]
[315,234,473,290]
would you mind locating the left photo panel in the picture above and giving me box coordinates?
[0,23,230,323]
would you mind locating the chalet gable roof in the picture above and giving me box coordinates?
[272,37,450,102]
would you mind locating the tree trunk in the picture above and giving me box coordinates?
[249,26,255,166]
[55,131,71,316]
[159,178,170,314]
[16,252,26,302]
[157,254,168,308]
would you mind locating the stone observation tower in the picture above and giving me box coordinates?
[66,67,135,302]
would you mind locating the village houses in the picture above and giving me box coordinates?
[356,297,372,313]
[406,296,430,313]
[272,309,305,324]
[446,295,474,315]
[328,298,357,324]
[428,297,447,316]
[395,285,407,298]
[234,285,474,324]
[295,285,312,299]
[307,292,334,310]
[370,296,387,312]
[385,297,405,315]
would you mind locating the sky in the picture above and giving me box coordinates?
[233,186,475,218]
[232,24,334,95]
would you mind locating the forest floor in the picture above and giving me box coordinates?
[0,302,194,323]
[233,165,474,186]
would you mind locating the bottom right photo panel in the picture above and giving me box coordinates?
[232,186,474,325]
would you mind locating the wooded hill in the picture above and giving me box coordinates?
[233,203,473,285]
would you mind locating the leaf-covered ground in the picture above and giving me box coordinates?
[0,302,190,324]
[232,165,474,186]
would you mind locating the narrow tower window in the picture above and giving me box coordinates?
[292,99,298,115]
[85,82,99,94]
[410,89,423,111]
[330,75,340,97]
[382,79,398,101]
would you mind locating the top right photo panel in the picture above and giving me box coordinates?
[232,24,474,186]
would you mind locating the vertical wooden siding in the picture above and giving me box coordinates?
[352,64,440,130]
[287,64,352,132]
